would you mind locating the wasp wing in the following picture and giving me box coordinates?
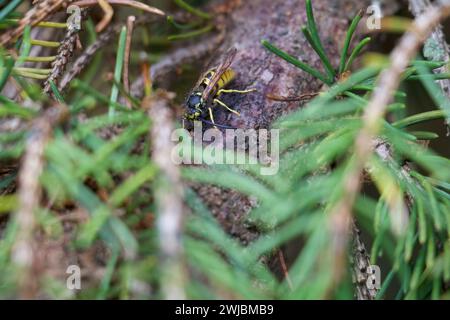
[201,47,237,101]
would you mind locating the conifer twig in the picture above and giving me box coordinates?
[12,103,69,298]
[123,16,135,108]
[58,14,160,92]
[144,90,186,300]
[409,0,450,132]
[95,0,114,32]
[43,9,86,97]
[0,0,73,47]
[278,249,293,290]
[58,23,120,92]
[72,0,166,17]
[351,223,378,300]
[327,1,450,288]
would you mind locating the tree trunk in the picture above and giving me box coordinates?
[191,0,391,299]
[193,0,368,241]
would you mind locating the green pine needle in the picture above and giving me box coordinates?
[168,24,213,41]
[413,62,450,123]
[301,27,335,81]
[16,25,31,66]
[109,26,128,117]
[49,80,65,103]
[0,56,14,92]
[261,39,332,85]
[0,0,23,23]
[344,37,371,72]
[339,10,363,74]
[392,110,447,128]
[173,0,211,20]
[304,0,335,79]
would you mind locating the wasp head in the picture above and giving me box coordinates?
[184,92,204,120]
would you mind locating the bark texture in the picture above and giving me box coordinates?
[188,0,388,298]
[192,0,369,241]
[210,0,348,129]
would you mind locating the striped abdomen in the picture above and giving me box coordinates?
[200,68,235,93]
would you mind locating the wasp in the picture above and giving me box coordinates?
[184,47,255,129]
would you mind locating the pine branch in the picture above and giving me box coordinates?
[144,90,187,300]
[58,23,119,93]
[409,0,450,131]
[351,222,377,300]
[11,102,69,298]
[43,9,87,97]
[0,0,73,47]
[327,1,450,288]
[58,13,162,93]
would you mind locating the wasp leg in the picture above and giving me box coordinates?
[208,107,218,130]
[213,98,240,116]
[217,88,256,95]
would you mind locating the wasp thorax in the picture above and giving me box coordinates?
[185,92,204,119]
[186,92,203,108]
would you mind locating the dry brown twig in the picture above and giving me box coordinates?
[71,0,166,17]
[351,223,378,300]
[123,16,136,108]
[143,90,186,300]
[58,13,162,93]
[58,23,119,92]
[95,0,114,32]
[11,103,69,298]
[71,0,164,33]
[327,1,450,288]
[277,249,293,291]
[0,0,165,47]
[266,92,319,102]
[43,9,87,97]
[0,0,72,47]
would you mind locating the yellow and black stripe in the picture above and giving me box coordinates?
[200,68,235,94]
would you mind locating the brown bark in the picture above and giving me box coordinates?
[189,0,387,299]
[210,0,347,129]
[129,0,398,298]
[190,0,369,242]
